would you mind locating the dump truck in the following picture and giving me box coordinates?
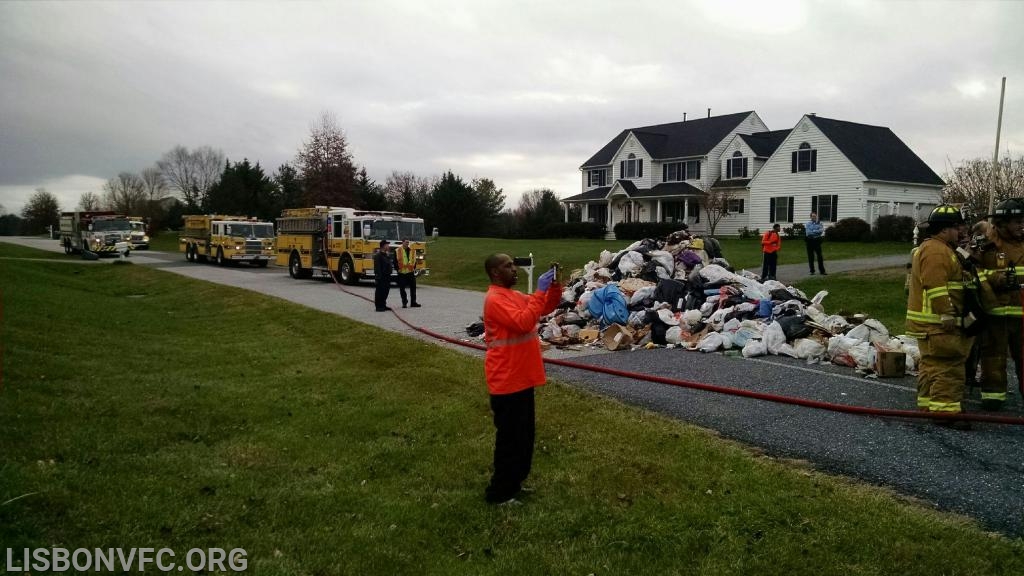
[179,214,276,266]
[127,216,149,250]
[275,206,429,283]
[59,211,131,257]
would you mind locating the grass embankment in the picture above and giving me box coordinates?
[1,244,1021,574]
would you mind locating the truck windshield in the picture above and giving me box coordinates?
[93,220,130,232]
[224,223,275,238]
[399,221,426,242]
[366,220,425,241]
[130,222,145,232]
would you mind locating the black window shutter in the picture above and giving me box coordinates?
[811,196,818,213]
[740,199,745,214]
[770,197,776,221]
[811,150,817,172]
[791,151,797,172]
[726,159,732,178]
[638,159,643,178]
[587,171,592,187]
[788,197,795,222]
[832,195,838,220]
[620,161,625,178]
[696,162,701,180]
[742,158,748,178]
[663,164,667,182]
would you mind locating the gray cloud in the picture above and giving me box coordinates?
[1,0,1022,216]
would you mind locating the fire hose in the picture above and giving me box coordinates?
[321,261,1024,427]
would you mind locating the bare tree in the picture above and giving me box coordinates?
[296,110,358,206]
[77,191,102,211]
[701,185,737,236]
[141,166,167,202]
[193,146,225,208]
[103,172,147,214]
[384,171,432,213]
[943,155,1024,221]
[157,145,199,208]
[21,188,61,234]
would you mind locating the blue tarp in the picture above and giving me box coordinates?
[588,284,629,326]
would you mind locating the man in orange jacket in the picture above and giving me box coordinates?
[761,223,782,280]
[482,254,561,504]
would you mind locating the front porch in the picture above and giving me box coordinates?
[561,180,704,239]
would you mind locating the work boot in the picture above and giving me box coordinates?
[981,399,1004,411]
[411,302,422,308]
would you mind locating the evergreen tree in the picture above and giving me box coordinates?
[21,188,61,235]
[272,162,304,215]
[205,159,278,221]
[355,167,388,211]
[295,111,357,207]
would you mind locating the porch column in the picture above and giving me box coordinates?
[683,197,689,222]
[606,200,612,229]
[563,203,569,223]
[656,199,662,222]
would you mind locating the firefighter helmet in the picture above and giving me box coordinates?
[926,204,965,228]
[990,197,1024,220]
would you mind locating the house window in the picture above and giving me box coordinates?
[726,151,748,179]
[812,195,839,222]
[791,142,817,173]
[769,196,795,223]
[662,160,701,182]
[588,203,607,225]
[621,154,643,179]
[727,198,745,214]
[662,201,685,222]
[587,169,607,187]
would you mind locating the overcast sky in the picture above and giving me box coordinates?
[1,0,1022,216]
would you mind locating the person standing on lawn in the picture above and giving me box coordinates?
[761,223,781,280]
[393,238,421,308]
[805,212,827,275]
[373,239,393,312]
[906,205,974,428]
[482,254,561,504]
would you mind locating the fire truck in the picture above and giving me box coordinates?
[179,214,276,266]
[275,206,429,283]
[127,216,149,250]
[59,211,131,257]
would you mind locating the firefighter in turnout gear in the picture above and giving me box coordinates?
[976,197,1024,409]
[394,238,421,308]
[906,205,975,425]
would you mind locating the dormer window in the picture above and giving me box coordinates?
[791,142,817,173]
[621,153,643,179]
[663,160,701,182]
[726,151,748,179]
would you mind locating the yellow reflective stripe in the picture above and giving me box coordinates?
[917,396,930,408]
[486,332,539,349]
[928,401,962,413]
[906,331,927,338]
[989,306,1024,317]
[906,310,941,323]
[981,392,1007,401]
[925,286,950,298]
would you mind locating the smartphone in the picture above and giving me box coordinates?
[512,256,533,267]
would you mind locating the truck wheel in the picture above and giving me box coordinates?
[185,244,193,262]
[289,252,309,279]
[63,240,71,255]
[216,248,225,266]
[339,257,358,285]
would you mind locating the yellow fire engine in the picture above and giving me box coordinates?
[275,206,429,283]
[179,214,276,267]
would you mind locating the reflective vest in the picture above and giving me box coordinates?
[483,283,561,395]
[976,236,1024,317]
[906,237,969,338]
[395,246,416,274]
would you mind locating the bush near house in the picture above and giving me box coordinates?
[738,226,761,240]
[826,217,872,242]
[873,214,916,242]
[540,222,606,239]
[613,221,687,240]
[784,223,806,239]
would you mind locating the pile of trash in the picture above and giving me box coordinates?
[469,232,919,378]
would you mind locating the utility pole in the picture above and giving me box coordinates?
[988,76,1007,216]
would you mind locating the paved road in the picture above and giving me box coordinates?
[4,237,1023,536]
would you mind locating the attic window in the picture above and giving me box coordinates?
[791,142,817,173]
[621,153,643,179]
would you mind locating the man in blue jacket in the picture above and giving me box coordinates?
[805,212,827,275]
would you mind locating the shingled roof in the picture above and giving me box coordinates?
[581,111,754,168]
[739,130,791,158]
[807,116,944,186]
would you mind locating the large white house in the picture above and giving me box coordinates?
[561,111,944,237]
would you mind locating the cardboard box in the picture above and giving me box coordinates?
[876,349,907,377]
[578,328,600,343]
[603,324,634,351]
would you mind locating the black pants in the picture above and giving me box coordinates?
[374,280,390,310]
[806,237,825,274]
[486,387,535,503]
[761,252,778,280]
[397,273,417,306]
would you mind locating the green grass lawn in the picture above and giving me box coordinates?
[148,230,181,252]
[1,243,1021,574]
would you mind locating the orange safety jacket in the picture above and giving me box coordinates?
[761,230,781,254]
[395,246,416,274]
[483,283,561,395]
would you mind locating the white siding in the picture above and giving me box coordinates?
[719,135,758,181]
[611,133,654,188]
[700,112,768,190]
[749,116,865,229]
[859,182,942,225]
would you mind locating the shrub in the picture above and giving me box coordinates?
[738,226,761,239]
[825,217,872,242]
[539,222,606,239]
[784,223,806,239]
[613,221,687,240]
[873,215,915,242]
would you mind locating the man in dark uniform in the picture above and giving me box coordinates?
[373,239,393,312]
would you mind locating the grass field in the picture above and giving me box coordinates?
[2,243,1021,574]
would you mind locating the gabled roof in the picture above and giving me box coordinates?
[561,186,610,202]
[561,180,704,203]
[806,116,944,186]
[612,180,640,196]
[581,111,754,168]
[739,130,791,158]
[642,181,705,197]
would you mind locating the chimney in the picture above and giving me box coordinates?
[707,108,711,118]
[683,112,687,122]
[809,112,816,116]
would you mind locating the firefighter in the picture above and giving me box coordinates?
[393,238,421,308]
[906,205,974,427]
[976,197,1024,410]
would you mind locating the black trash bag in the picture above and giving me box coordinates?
[638,261,660,282]
[703,236,724,259]
[465,322,485,338]
[653,278,688,311]
[776,315,812,340]
[645,310,670,345]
